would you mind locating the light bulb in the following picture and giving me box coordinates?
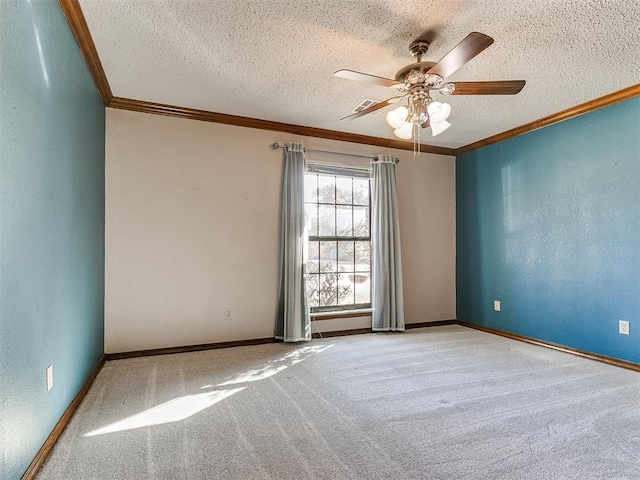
[431,120,451,137]
[386,106,408,129]
[427,102,451,123]
[394,121,413,139]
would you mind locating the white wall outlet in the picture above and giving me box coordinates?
[619,320,630,335]
[46,365,53,391]
[494,300,501,312]
[224,308,232,320]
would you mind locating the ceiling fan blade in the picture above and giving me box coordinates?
[422,119,431,129]
[427,32,494,79]
[334,69,400,88]
[450,80,525,95]
[340,97,401,121]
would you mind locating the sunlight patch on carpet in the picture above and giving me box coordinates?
[84,388,245,436]
[215,344,333,387]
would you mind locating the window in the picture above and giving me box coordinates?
[305,165,371,312]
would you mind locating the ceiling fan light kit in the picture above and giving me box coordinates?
[427,102,452,124]
[430,119,451,137]
[386,106,409,129]
[408,91,430,126]
[386,97,451,139]
[393,122,414,140]
[335,32,525,148]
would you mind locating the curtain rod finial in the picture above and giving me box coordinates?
[270,142,280,149]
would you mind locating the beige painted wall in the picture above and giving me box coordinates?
[105,108,456,353]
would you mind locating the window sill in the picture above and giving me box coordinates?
[310,309,372,321]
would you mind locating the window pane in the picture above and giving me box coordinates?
[353,178,369,206]
[336,177,352,204]
[338,273,354,305]
[305,203,318,236]
[338,241,354,272]
[305,170,371,311]
[355,241,370,271]
[306,274,320,307]
[318,205,335,236]
[305,174,318,202]
[354,273,371,304]
[318,274,338,306]
[308,241,320,273]
[336,205,352,236]
[319,241,337,273]
[353,206,369,236]
[318,175,335,203]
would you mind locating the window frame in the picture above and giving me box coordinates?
[304,165,372,313]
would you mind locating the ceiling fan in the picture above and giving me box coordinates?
[334,32,525,139]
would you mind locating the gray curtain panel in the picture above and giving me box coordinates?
[371,155,405,331]
[275,143,311,342]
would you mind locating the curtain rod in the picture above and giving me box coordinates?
[269,143,399,163]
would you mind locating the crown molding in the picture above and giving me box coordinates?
[59,0,112,104]
[456,83,640,155]
[108,97,458,156]
[59,1,638,159]
[58,0,455,156]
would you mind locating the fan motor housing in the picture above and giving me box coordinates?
[394,61,438,83]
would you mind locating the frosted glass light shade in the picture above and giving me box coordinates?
[393,121,413,139]
[427,102,451,124]
[431,120,451,137]
[386,106,408,129]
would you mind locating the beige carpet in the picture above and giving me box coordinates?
[37,325,640,479]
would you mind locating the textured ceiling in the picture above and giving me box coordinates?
[79,0,639,149]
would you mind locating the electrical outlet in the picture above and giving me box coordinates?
[46,365,53,391]
[225,308,232,321]
[619,320,630,335]
[494,300,501,312]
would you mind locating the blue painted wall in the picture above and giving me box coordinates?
[1,1,105,478]
[457,97,640,364]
